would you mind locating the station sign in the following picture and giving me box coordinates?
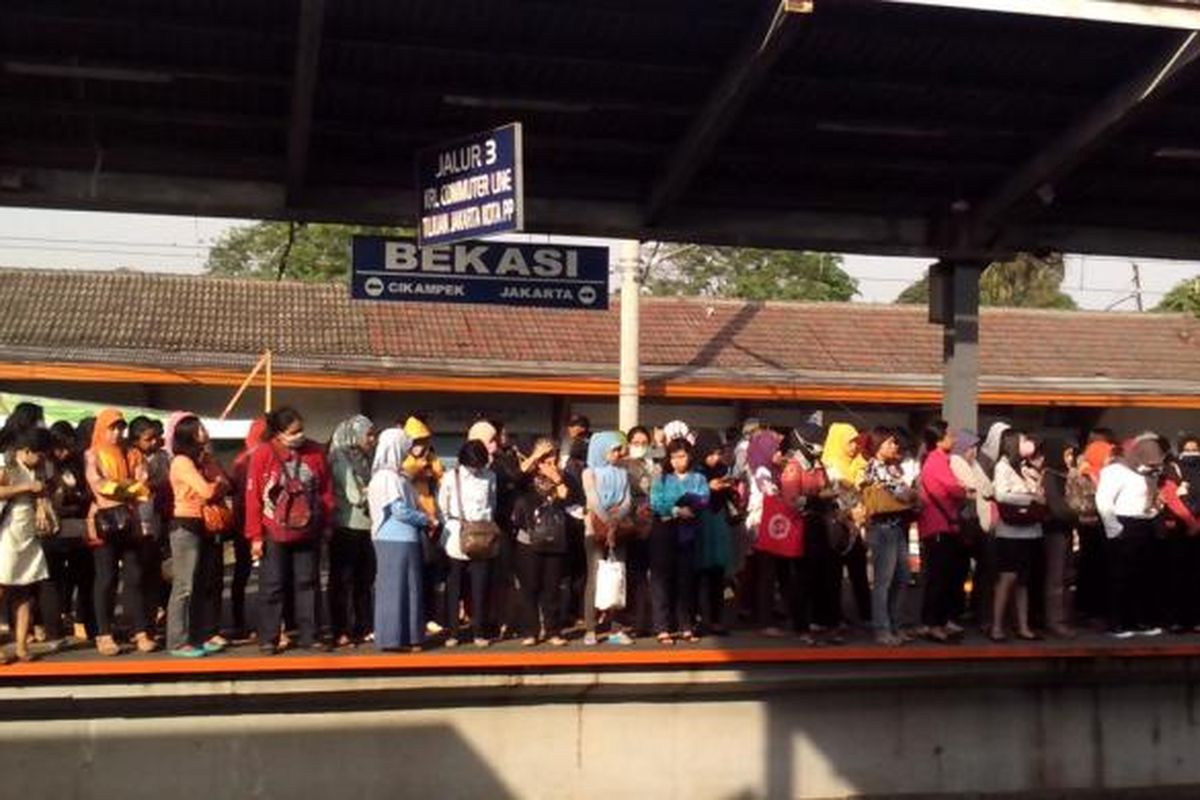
[416,122,524,247]
[351,236,609,311]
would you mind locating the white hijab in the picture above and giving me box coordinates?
[981,422,1011,465]
[367,428,414,537]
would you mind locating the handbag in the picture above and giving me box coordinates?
[202,499,235,535]
[754,493,805,558]
[94,504,134,542]
[594,551,627,611]
[861,483,913,519]
[996,501,1046,526]
[455,469,500,560]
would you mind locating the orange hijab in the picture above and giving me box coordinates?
[90,408,130,482]
[1081,441,1114,481]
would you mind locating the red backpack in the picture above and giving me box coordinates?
[268,450,317,536]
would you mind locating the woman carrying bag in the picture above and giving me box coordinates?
[438,439,499,647]
[582,431,633,646]
[512,438,575,646]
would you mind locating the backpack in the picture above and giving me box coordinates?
[268,450,317,534]
[528,498,567,553]
[1065,470,1099,525]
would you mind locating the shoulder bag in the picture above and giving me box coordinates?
[456,468,500,560]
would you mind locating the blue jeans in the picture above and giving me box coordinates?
[867,519,910,634]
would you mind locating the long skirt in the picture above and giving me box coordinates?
[373,540,424,649]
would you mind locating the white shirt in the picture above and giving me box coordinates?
[437,465,496,561]
[1095,462,1156,539]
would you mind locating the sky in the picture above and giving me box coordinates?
[0,207,1195,310]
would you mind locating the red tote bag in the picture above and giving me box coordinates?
[755,493,805,558]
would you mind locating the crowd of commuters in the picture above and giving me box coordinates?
[0,399,1197,661]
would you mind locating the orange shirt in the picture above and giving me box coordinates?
[170,455,218,520]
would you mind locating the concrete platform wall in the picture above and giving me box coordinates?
[3,669,1200,799]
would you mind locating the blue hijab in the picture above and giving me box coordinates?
[587,431,629,508]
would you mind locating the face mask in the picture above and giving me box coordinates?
[281,432,306,449]
[628,444,648,460]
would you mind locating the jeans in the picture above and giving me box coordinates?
[166,522,218,650]
[445,558,491,640]
[867,518,910,634]
[258,539,319,647]
[329,528,376,639]
[515,543,564,638]
[93,534,150,637]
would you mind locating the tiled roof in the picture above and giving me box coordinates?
[1,268,1198,391]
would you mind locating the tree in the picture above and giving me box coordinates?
[642,244,858,302]
[1154,276,1200,315]
[895,252,1076,309]
[206,222,409,282]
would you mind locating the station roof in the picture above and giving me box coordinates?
[0,268,1197,408]
[4,1,1200,259]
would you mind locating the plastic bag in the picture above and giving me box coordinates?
[594,552,626,611]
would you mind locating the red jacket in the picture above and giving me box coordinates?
[243,440,334,543]
[917,449,966,538]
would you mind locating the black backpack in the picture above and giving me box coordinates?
[528,498,567,554]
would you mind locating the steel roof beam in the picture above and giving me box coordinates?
[875,0,1200,30]
[970,29,1200,239]
[643,0,812,226]
[285,0,326,206]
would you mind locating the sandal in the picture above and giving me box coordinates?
[656,633,675,646]
[134,633,159,654]
[1016,631,1042,641]
[988,629,1008,643]
[96,635,121,657]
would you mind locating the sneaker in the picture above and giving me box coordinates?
[583,632,599,646]
[444,637,459,649]
[521,637,538,647]
[1137,627,1164,637]
[169,645,207,659]
[473,637,490,648]
[202,639,227,654]
[1109,630,1136,640]
[547,636,569,647]
[607,632,634,646]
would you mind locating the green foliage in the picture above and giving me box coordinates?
[206,222,409,282]
[896,252,1076,309]
[644,246,857,302]
[1154,277,1200,315]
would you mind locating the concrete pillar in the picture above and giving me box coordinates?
[933,260,984,432]
[617,239,641,433]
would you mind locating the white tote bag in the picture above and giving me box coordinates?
[594,553,627,611]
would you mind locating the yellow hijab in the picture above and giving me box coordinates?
[822,422,867,487]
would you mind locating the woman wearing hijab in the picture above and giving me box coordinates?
[820,422,872,628]
[650,438,709,644]
[327,415,378,648]
[582,431,633,645]
[744,428,800,638]
[85,408,156,656]
[948,429,995,628]
[823,423,868,490]
[369,428,433,651]
[979,422,1012,479]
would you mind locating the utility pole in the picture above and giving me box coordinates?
[1132,262,1144,311]
[617,240,641,432]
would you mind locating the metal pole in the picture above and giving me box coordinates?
[940,261,983,432]
[617,239,641,433]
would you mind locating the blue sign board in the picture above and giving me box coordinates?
[416,123,524,247]
[351,236,609,311]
